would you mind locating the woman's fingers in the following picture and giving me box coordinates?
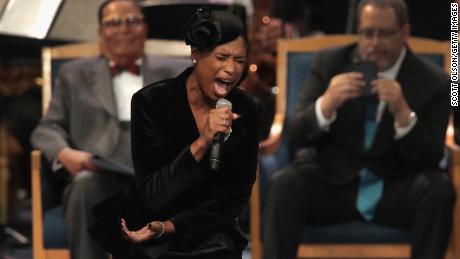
[209,107,234,133]
[120,218,159,244]
[121,218,129,233]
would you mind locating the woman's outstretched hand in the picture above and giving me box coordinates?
[121,218,164,244]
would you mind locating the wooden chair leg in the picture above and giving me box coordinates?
[448,144,460,259]
[32,150,45,259]
[250,166,263,259]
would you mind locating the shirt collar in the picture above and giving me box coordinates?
[378,47,406,80]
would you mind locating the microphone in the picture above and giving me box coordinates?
[210,98,232,171]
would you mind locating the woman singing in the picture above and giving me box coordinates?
[99,9,260,259]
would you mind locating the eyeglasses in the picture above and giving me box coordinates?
[102,15,145,29]
[358,28,400,41]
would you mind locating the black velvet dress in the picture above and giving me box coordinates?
[89,67,260,258]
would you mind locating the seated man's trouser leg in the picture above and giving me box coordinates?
[261,162,456,259]
[63,171,128,259]
[374,169,456,259]
[261,163,361,259]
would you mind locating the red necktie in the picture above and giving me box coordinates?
[110,63,140,76]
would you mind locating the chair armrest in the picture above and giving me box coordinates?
[31,150,45,259]
[259,113,285,156]
[252,112,285,259]
[447,143,460,185]
[447,143,460,259]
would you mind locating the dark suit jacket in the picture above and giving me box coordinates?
[92,68,260,257]
[287,43,450,185]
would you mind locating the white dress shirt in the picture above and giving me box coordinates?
[110,59,143,122]
[315,47,416,139]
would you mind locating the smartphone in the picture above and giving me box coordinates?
[353,60,377,96]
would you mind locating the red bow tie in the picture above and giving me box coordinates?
[110,63,140,76]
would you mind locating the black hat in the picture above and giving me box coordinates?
[184,8,245,51]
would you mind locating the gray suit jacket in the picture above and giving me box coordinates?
[31,55,190,165]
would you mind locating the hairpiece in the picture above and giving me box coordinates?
[184,8,221,50]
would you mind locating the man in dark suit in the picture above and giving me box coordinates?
[30,1,189,259]
[262,1,454,259]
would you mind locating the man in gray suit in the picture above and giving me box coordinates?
[30,1,189,258]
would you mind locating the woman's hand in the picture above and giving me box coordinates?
[121,218,164,244]
[203,106,239,144]
[190,106,240,162]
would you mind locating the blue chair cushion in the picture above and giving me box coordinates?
[43,206,69,248]
[302,221,410,243]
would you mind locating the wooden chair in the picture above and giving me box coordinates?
[249,35,458,259]
[32,39,190,259]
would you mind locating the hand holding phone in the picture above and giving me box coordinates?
[353,60,377,96]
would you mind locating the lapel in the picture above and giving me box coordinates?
[223,92,248,152]
[223,114,246,152]
[166,68,247,154]
[92,57,118,118]
[367,48,418,152]
[164,69,201,153]
[395,48,418,103]
[92,55,157,119]
[343,46,365,117]
[141,55,154,85]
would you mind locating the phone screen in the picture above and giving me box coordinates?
[353,60,377,96]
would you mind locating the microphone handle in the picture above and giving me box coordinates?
[209,133,225,171]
